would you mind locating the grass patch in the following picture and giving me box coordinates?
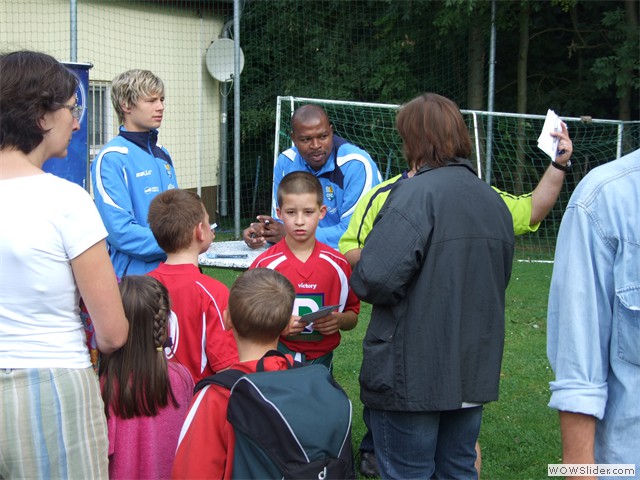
[201,265,245,286]
[203,260,560,479]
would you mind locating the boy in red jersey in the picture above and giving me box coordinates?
[147,189,238,382]
[250,171,360,370]
[171,268,296,479]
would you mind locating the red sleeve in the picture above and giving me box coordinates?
[344,289,361,314]
[204,282,239,373]
[248,255,261,269]
[343,260,361,315]
[171,386,235,479]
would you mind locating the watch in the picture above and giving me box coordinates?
[551,159,571,172]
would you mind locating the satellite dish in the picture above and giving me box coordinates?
[206,38,244,82]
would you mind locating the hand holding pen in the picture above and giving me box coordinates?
[242,215,284,248]
[550,121,573,171]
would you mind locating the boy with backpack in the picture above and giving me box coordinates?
[249,171,360,370]
[147,189,238,382]
[171,268,354,479]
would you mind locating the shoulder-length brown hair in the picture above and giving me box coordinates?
[100,275,178,419]
[396,93,472,170]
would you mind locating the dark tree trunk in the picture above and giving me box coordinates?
[515,0,530,195]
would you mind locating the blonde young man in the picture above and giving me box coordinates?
[92,69,178,277]
[250,171,360,370]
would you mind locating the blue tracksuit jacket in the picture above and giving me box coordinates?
[272,135,381,249]
[91,127,177,277]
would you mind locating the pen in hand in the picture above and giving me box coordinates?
[251,219,271,239]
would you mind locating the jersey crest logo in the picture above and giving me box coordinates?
[324,185,335,201]
[294,294,325,336]
[164,163,173,178]
[164,310,178,359]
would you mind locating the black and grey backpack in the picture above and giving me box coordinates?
[194,350,355,479]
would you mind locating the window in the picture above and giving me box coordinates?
[88,82,113,161]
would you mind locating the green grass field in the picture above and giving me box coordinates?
[203,260,560,480]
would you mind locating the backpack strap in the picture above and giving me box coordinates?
[193,350,304,395]
[193,369,244,395]
[256,349,308,372]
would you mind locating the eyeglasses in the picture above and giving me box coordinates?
[62,103,85,120]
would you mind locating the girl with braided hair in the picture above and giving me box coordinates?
[100,275,194,479]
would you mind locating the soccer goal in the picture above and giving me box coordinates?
[273,95,640,260]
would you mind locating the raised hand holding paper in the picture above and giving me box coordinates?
[537,109,562,161]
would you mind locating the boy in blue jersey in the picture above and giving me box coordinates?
[92,69,178,277]
[242,104,381,250]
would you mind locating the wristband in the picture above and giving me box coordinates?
[551,159,571,172]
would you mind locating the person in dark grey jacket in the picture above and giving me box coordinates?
[350,92,515,480]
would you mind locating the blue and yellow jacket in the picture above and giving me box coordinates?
[272,135,381,249]
[91,127,177,277]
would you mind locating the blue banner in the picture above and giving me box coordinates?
[43,62,92,190]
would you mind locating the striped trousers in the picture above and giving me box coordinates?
[0,367,108,479]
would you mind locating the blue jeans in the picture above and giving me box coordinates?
[359,406,375,453]
[369,406,482,480]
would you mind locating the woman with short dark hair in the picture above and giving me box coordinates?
[351,92,515,479]
[0,50,128,478]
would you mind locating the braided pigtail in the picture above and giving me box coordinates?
[151,278,179,411]
[153,281,170,353]
[101,275,179,420]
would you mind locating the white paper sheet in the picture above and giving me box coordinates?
[537,109,561,161]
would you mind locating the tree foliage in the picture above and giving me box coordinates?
[591,4,639,98]
[236,0,638,160]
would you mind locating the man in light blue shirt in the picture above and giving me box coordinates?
[243,104,381,250]
[547,148,640,475]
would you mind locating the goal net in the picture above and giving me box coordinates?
[272,96,640,260]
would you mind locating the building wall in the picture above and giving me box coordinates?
[1,0,228,204]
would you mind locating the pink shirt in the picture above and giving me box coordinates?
[107,363,194,479]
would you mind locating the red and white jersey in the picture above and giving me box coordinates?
[250,240,360,359]
[148,263,238,382]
